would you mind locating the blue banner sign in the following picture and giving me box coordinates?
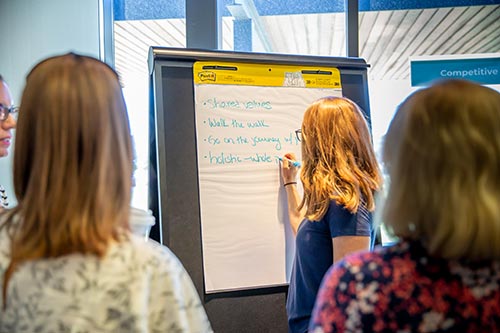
[411,57,500,86]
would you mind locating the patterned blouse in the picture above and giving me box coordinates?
[0,221,213,333]
[310,240,500,333]
[0,185,8,209]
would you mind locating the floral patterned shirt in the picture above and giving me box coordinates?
[0,224,213,333]
[310,240,500,333]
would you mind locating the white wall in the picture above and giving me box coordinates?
[0,0,101,205]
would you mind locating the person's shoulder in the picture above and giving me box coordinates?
[130,235,181,262]
[331,241,416,282]
[325,200,355,222]
[114,235,185,276]
[326,199,363,221]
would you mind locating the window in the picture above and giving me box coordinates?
[111,0,500,219]
[113,0,187,209]
[359,2,500,244]
[222,1,346,56]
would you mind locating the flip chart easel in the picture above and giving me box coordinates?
[148,46,371,333]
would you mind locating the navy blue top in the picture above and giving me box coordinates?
[286,200,373,333]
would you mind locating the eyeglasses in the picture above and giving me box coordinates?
[0,103,19,121]
[295,129,302,142]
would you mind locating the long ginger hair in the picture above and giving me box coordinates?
[299,96,382,221]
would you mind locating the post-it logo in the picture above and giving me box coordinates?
[199,71,216,82]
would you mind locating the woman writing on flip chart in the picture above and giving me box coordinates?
[280,96,382,333]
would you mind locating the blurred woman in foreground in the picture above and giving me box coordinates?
[310,79,500,333]
[0,53,212,333]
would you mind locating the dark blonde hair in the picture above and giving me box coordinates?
[383,79,500,260]
[2,53,133,304]
[299,96,382,221]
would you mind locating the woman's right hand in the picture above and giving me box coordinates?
[281,153,299,184]
[280,152,303,235]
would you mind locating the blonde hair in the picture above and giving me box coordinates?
[299,96,382,221]
[383,79,500,260]
[2,53,133,304]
